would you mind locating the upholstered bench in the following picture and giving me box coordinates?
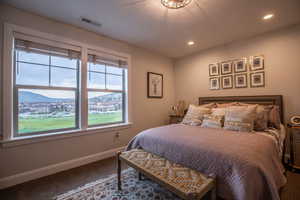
[116,149,216,200]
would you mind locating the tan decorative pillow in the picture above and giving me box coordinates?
[199,103,217,108]
[237,103,268,131]
[238,103,281,130]
[182,105,211,126]
[201,114,224,129]
[217,102,238,108]
[224,105,257,132]
[254,105,269,131]
[267,105,281,129]
[237,102,255,106]
[211,108,227,116]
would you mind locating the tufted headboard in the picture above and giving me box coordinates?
[199,95,284,122]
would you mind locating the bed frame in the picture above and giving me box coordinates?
[199,95,284,122]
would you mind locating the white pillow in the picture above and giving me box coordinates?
[182,105,211,126]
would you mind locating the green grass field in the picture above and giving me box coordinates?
[19,112,122,134]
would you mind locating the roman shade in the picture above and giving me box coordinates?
[13,32,81,59]
[87,49,128,69]
[14,38,81,59]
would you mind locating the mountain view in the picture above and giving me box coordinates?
[18,91,123,134]
[19,91,72,103]
[19,91,121,103]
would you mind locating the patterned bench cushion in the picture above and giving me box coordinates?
[120,149,215,199]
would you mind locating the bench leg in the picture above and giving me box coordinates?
[138,172,142,180]
[211,187,216,200]
[116,151,122,191]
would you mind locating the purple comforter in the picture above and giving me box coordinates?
[127,124,286,200]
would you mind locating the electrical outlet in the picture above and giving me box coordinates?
[114,132,121,143]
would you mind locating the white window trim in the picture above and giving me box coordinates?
[2,23,132,144]
[1,123,132,148]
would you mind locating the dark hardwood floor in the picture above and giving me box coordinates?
[0,157,299,200]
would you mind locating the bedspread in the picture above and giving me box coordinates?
[127,124,286,200]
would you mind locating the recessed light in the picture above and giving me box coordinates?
[187,41,195,46]
[263,14,274,20]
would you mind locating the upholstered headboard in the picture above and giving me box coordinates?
[199,95,284,122]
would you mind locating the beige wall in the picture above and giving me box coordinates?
[1,2,300,183]
[0,4,175,178]
[174,24,300,123]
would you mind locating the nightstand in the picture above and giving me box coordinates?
[287,123,300,173]
[169,115,184,124]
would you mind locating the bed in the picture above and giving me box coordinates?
[127,95,287,200]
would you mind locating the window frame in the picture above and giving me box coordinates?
[87,56,127,128]
[2,23,132,141]
[13,87,80,137]
[13,46,81,136]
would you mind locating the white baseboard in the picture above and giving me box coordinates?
[0,146,126,189]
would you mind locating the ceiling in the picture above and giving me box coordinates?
[3,0,300,58]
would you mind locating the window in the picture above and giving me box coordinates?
[14,39,80,136]
[3,25,130,140]
[87,54,126,127]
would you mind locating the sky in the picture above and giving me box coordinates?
[16,50,125,98]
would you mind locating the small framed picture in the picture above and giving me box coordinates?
[250,55,264,71]
[234,73,247,88]
[250,72,265,88]
[221,61,232,75]
[233,58,247,73]
[209,63,219,76]
[147,72,163,98]
[210,77,220,90]
[221,75,233,89]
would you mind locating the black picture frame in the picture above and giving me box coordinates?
[250,55,264,71]
[233,58,247,73]
[221,75,233,89]
[220,61,233,75]
[234,73,248,88]
[209,77,220,90]
[250,72,265,88]
[209,63,219,76]
[147,72,163,98]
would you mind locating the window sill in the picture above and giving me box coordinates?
[1,122,132,148]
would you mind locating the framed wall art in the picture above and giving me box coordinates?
[221,75,233,89]
[250,72,265,88]
[234,73,247,88]
[209,77,220,90]
[207,54,266,90]
[250,55,264,71]
[220,61,232,75]
[209,63,219,76]
[147,72,163,98]
[233,58,247,73]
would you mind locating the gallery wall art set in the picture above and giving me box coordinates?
[209,55,265,90]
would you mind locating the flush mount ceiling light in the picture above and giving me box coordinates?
[161,0,192,9]
[187,41,195,46]
[263,14,274,20]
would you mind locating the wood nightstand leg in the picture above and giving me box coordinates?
[116,151,122,191]
[290,128,294,165]
[210,187,216,200]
